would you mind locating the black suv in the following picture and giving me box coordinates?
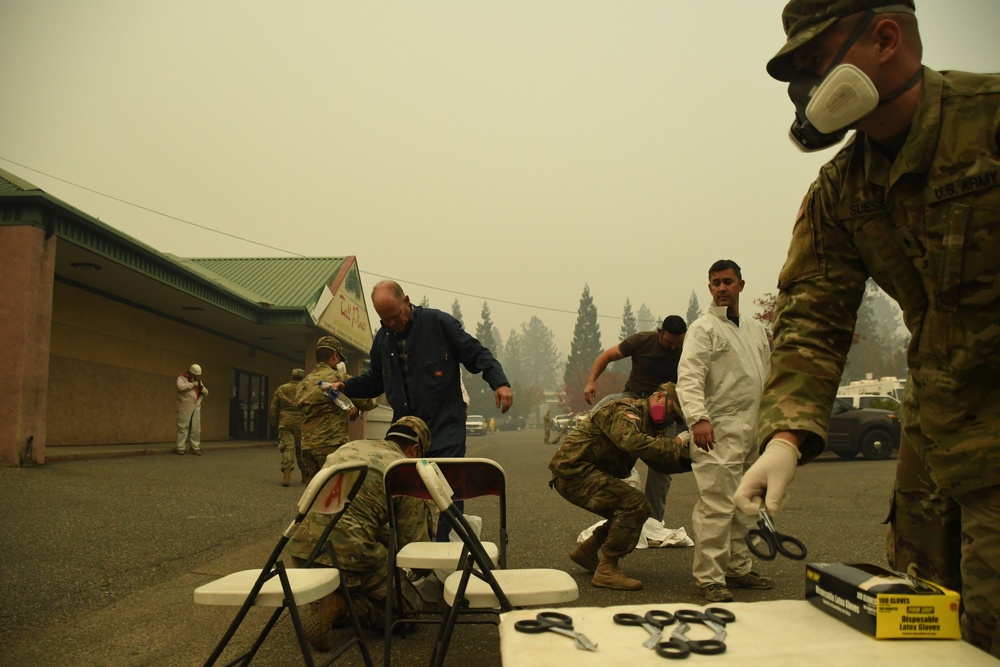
[826,397,901,460]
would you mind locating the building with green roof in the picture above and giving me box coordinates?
[0,167,376,465]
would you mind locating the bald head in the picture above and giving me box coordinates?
[373,280,412,334]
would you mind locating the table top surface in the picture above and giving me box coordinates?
[499,599,997,666]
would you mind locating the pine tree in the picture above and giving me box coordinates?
[420,295,430,307]
[686,291,701,324]
[637,303,658,331]
[451,299,464,327]
[611,299,639,376]
[562,285,603,412]
[468,302,500,414]
[619,299,638,340]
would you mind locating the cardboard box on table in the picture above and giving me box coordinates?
[805,562,961,640]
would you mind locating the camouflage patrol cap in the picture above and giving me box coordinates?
[291,368,306,380]
[766,0,916,81]
[315,335,345,356]
[657,382,685,421]
[386,416,431,456]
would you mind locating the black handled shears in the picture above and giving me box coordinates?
[746,506,807,561]
[613,609,676,648]
[655,607,735,659]
[514,611,598,651]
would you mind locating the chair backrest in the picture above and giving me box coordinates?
[415,459,514,609]
[287,462,367,555]
[384,457,508,566]
[297,461,368,517]
[385,457,506,503]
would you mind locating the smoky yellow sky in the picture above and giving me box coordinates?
[2,0,998,357]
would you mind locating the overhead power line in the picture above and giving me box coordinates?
[0,155,652,323]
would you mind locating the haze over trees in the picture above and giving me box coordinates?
[753,281,906,386]
[686,291,700,325]
[560,285,605,413]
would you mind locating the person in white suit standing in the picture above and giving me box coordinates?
[176,363,208,456]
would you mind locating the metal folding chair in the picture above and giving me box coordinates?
[382,457,506,667]
[416,459,578,667]
[193,462,374,667]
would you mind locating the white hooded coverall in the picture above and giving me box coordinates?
[176,374,207,453]
[676,305,770,587]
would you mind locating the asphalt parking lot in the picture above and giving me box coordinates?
[0,428,897,666]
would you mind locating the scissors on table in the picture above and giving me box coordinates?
[513,611,598,651]
[656,621,728,659]
[746,505,807,561]
[655,607,735,659]
[613,609,676,648]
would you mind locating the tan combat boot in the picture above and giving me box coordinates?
[568,534,601,573]
[281,470,292,487]
[591,551,643,591]
[302,591,348,651]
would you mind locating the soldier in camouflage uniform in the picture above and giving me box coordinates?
[734,1,1000,656]
[549,383,691,590]
[269,368,306,487]
[286,416,432,649]
[295,336,378,484]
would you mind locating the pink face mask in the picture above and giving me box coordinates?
[649,403,667,424]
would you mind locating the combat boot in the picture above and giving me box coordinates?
[568,534,601,573]
[591,551,642,591]
[302,591,348,651]
[281,470,291,487]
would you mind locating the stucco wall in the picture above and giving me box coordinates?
[47,282,307,446]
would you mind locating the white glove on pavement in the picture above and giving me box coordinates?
[734,438,801,516]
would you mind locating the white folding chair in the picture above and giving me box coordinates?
[194,462,374,667]
[416,459,578,667]
[382,458,505,667]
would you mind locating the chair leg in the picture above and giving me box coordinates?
[321,547,374,667]
[285,602,317,667]
[203,578,278,667]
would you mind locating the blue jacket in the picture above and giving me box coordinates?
[344,306,510,456]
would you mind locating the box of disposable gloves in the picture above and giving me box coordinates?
[805,562,960,639]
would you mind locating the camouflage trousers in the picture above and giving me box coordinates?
[543,425,550,443]
[277,427,301,473]
[550,470,650,559]
[887,429,1000,657]
[300,443,342,482]
[292,549,424,631]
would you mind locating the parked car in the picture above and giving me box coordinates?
[465,415,488,437]
[836,394,901,411]
[552,413,575,430]
[826,397,900,460]
[498,415,526,431]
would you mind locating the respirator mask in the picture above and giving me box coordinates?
[649,402,667,425]
[787,9,921,152]
[336,361,347,374]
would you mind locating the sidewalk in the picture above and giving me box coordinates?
[43,438,272,462]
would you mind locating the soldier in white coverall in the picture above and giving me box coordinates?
[176,363,208,455]
[676,260,772,603]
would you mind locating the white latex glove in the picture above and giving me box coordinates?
[675,430,692,447]
[734,438,801,516]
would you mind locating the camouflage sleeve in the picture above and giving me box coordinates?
[759,177,868,461]
[296,378,326,408]
[351,396,379,412]
[268,390,280,429]
[394,496,431,547]
[602,405,689,473]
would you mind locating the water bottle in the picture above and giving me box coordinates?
[317,381,353,411]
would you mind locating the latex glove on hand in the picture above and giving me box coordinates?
[734,438,801,516]
[675,431,692,447]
